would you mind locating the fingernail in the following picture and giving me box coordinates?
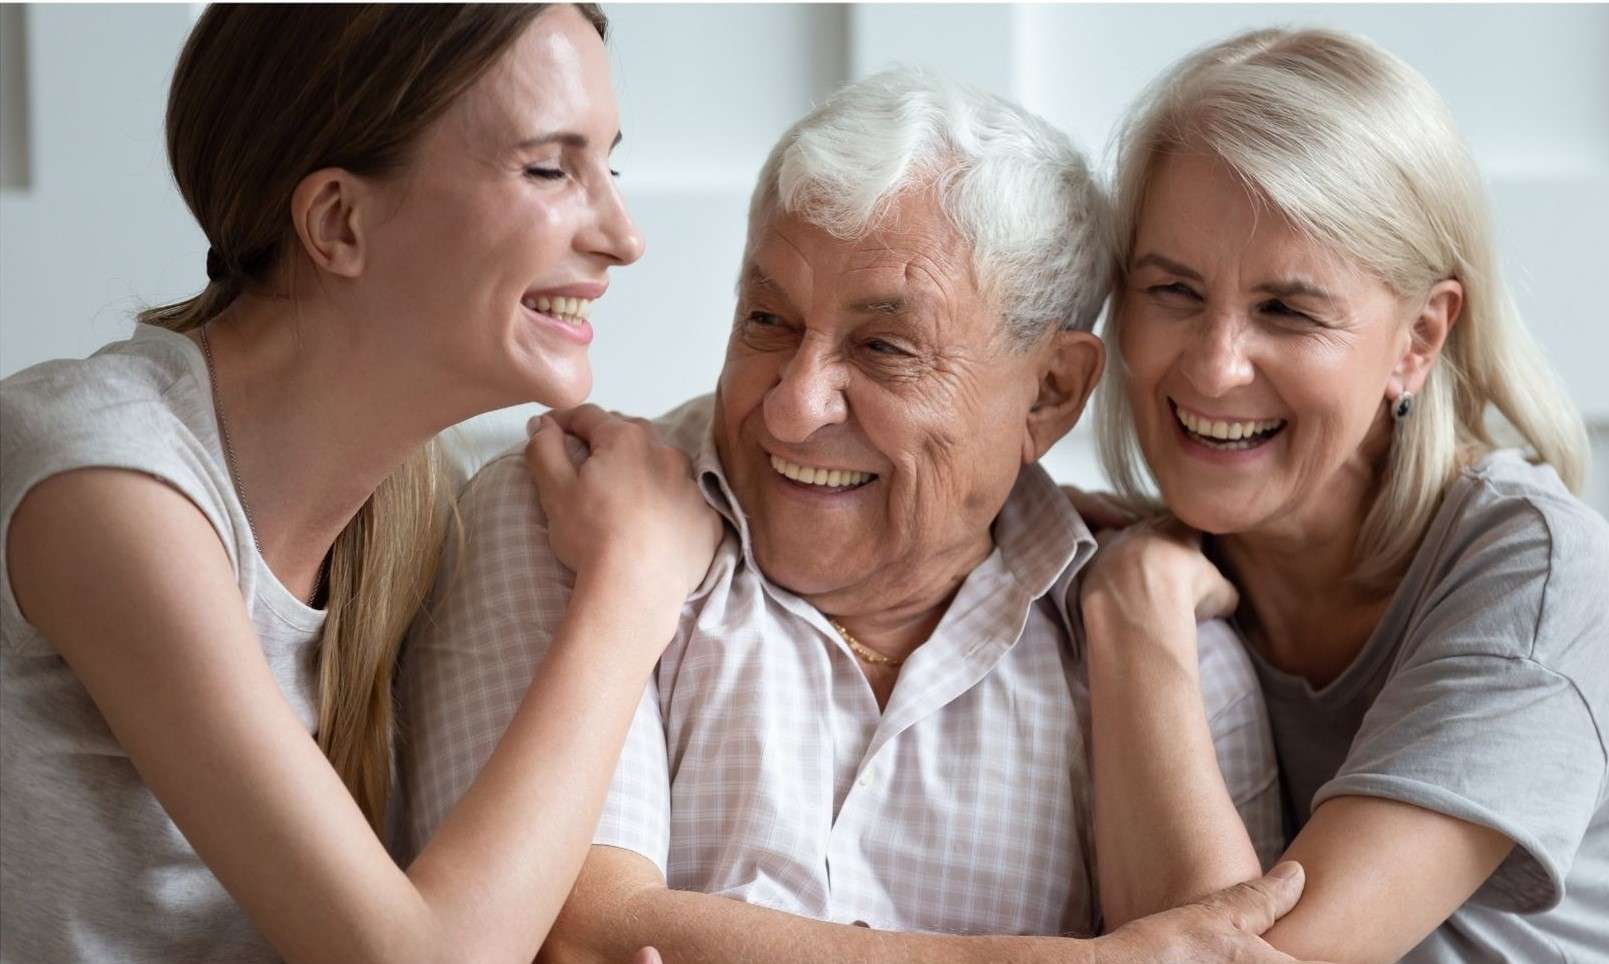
[526,415,547,435]
[1269,861,1302,882]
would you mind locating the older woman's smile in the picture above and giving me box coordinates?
[1169,398,1286,453]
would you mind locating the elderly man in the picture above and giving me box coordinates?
[400,69,1283,959]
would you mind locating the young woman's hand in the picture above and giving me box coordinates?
[525,405,723,606]
[1080,516,1239,627]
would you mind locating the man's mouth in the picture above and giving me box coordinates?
[1171,399,1286,451]
[769,454,878,491]
[521,294,593,327]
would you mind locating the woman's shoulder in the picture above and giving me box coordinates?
[1,323,221,549]
[1,325,206,446]
[1413,449,1609,669]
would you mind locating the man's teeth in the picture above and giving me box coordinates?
[1176,407,1284,442]
[769,454,874,488]
[522,295,593,326]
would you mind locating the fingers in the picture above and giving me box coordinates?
[523,415,579,496]
[630,948,663,964]
[1204,862,1306,935]
[550,404,658,446]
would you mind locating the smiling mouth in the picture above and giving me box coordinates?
[769,454,878,491]
[1171,399,1287,451]
[521,294,593,327]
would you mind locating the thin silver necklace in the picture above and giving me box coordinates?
[199,323,325,607]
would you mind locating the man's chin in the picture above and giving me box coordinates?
[750,540,860,600]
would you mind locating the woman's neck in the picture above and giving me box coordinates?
[192,296,474,601]
[1215,447,1398,687]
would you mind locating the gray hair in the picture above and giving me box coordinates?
[1096,27,1589,586]
[745,66,1110,345]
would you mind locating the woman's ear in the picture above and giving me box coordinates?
[289,167,369,279]
[1388,278,1462,400]
[1023,329,1105,464]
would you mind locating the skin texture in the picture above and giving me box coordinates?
[713,199,1102,696]
[542,194,1329,963]
[1080,152,1513,963]
[6,9,714,962]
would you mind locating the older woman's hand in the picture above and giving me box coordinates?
[525,405,724,608]
[1080,515,1239,628]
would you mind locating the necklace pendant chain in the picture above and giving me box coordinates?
[829,618,906,668]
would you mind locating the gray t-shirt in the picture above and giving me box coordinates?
[0,324,324,962]
[1249,450,1608,963]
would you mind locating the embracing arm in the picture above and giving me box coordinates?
[1083,584,1264,926]
[540,845,1313,964]
[1078,528,1517,962]
[7,463,694,962]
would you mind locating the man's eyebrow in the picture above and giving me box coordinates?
[514,131,624,151]
[738,265,776,290]
[847,296,907,316]
[1131,252,1203,282]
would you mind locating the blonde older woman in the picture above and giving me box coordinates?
[1078,27,1608,964]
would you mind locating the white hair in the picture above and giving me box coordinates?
[745,66,1110,344]
[1096,27,1590,585]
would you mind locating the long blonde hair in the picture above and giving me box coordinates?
[1097,27,1589,584]
[141,4,607,830]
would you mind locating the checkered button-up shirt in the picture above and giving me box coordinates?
[399,395,1281,936]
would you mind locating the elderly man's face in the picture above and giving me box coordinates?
[714,196,1096,607]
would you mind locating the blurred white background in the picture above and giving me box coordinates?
[2,4,1606,513]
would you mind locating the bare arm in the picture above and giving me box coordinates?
[1082,525,1263,926]
[1078,525,1515,962]
[8,409,716,964]
[540,846,1316,964]
[1260,797,1511,963]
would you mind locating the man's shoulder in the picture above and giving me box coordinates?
[651,393,717,459]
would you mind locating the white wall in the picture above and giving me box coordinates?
[2,4,1606,512]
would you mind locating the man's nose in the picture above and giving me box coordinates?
[1179,311,1256,399]
[762,338,848,444]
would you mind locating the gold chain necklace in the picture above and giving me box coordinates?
[829,618,906,668]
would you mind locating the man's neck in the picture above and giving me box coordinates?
[805,533,993,663]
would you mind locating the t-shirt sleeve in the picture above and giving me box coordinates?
[591,679,672,878]
[1313,490,1609,913]
[0,375,240,654]
[395,449,674,877]
[1197,618,1284,870]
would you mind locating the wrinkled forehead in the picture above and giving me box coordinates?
[741,202,980,315]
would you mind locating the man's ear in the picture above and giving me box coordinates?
[1023,329,1105,464]
[1387,278,1462,403]
[289,167,370,280]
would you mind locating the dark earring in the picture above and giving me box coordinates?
[1392,392,1414,423]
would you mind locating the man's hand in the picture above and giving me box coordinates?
[1095,863,1326,963]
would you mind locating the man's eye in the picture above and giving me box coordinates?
[524,166,564,181]
[745,311,781,327]
[863,339,908,357]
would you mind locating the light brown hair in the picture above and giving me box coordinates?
[140,3,608,830]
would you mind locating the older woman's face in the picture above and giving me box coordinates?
[714,200,1051,601]
[1120,154,1418,536]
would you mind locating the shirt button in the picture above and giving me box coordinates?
[858,769,876,788]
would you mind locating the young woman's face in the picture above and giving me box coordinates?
[360,6,642,412]
[1118,153,1417,537]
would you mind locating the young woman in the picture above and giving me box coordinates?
[0,5,716,962]
[1078,27,1608,963]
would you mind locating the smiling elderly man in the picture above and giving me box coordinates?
[399,69,1283,959]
